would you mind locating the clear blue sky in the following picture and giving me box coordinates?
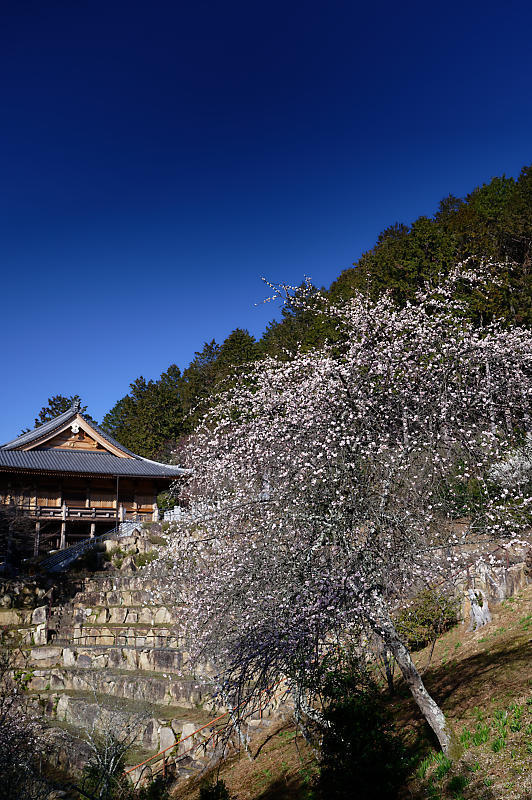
[1,0,532,441]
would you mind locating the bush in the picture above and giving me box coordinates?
[199,778,231,800]
[395,588,459,651]
[133,775,170,800]
[72,547,100,572]
[134,551,158,568]
[317,667,410,800]
[149,533,168,545]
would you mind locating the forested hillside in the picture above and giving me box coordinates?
[102,164,532,460]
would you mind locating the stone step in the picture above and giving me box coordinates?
[72,604,179,626]
[29,666,217,711]
[73,589,168,607]
[28,643,212,676]
[75,573,175,594]
[65,624,183,649]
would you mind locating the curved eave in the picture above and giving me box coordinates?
[0,465,187,480]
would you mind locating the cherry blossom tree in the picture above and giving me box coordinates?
[166,265,532,755]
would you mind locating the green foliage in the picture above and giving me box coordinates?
[259,283,335,359]
[12,667,34,692]
[447,774,469,793]
[395,589,459,651]
[149,532,168,544]
[81,737,131,800]
[215,328,258,381]
[317,665,410,799]
[439,468,487,518]
[509,705,523,732]
[72,546,100,572]
[471,723,490,746]
[157,492,175,513]
[198,777,231,800]
[21,394,95,433]
[131,775,170,800]
[329,165,532,326]
[102,333,259,459]
[134,551,158,568]
[35,394,94,426]
[432,752,452,779]
[104,545,125,560]
[102,365,184,460]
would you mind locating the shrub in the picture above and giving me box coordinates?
[149,533,168,545]
[198,778,231,800]
[72,547,100,572]
[317,666,410,799]
[133,775,170,800]
[134,551,158,568]
[395,588,459,651]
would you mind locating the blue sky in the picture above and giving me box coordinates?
[1,0,532,441]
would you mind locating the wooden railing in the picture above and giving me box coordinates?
[35,506,151,521]
[124,680,287,782]
[6,503,153,522]
[36,505,117,519]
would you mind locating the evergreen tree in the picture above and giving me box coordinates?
[260,282,334,357]
[102,369,184,460]
[329,167,532,325]
[32,395,94,428]
[180,340,221,431]
[215,328,258,381]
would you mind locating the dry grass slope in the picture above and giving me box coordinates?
[173,585,531,800]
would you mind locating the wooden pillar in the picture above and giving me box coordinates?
[85,485,91,508]
[60,504,67,549]
[34,521,41,558]
[7,521,14,569]
[115,475,119,531]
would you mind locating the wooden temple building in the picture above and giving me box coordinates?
[0,400,186,557]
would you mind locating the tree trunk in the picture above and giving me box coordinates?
[381,646,395,695]
[368,604,455,756]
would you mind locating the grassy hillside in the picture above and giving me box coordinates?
[173,585,531,800]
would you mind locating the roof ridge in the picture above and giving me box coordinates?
[1,405,139,460]
[0,407,77,450]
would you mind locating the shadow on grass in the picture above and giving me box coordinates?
[424,638,532,714]
[254,774,314,800]
[393,638,532,727]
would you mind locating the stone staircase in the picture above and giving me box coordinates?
[0,529,281,785]
[27,573,220,767]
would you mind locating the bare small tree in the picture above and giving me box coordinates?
[78,680,149,800]
[0,633,52,799]
[0,504,37,573]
